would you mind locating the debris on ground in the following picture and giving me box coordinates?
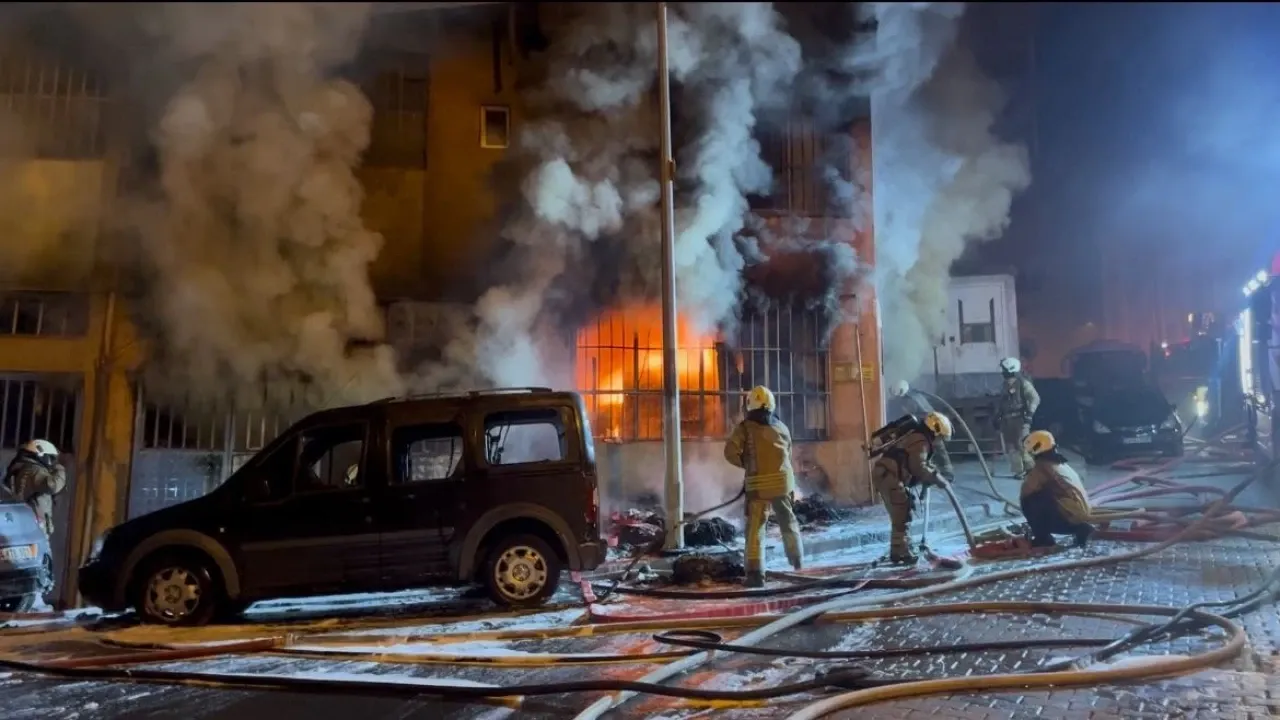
[608,509,740,551]
[670,553,745,585]
[771,493,852,527]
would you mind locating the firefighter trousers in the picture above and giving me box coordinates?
[872,469,917,557]
[1001,421,1032,477]
[1021,489,1092,546]
[745,493,803,578]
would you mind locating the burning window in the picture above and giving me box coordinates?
[574,304,830,442]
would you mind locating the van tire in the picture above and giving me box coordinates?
[132,552,221,627]
[483,533,562,608]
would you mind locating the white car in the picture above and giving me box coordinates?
[0,486,53,612]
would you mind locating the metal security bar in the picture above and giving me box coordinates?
[751,120,853,218]
[0,293,90,337]
[574,305,830,442]
[130,393,299,519]
[362,60,429,169]
[0,376,78,452]
[0,53,107,159]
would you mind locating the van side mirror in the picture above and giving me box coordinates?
[245,477,273,503]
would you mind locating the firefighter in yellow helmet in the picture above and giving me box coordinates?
[1021,430,1094,548]
[871,412,953,565]
[724,385,803,587]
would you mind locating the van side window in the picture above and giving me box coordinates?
[392,422,465,483]
[296,423,366,493]
[254,438,298,502]
[483,409,567,466]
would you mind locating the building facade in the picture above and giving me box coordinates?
[0,5,883,605]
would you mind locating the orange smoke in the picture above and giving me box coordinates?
[575,305,724,440]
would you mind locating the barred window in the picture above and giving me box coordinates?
[750,119,853,219]
[0,376,78,452]
[574,304,830,441]
[0,292,90,337]
[0,54,108,159]
[362,62,428,169]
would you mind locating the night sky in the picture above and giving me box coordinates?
[962,2,1280,374]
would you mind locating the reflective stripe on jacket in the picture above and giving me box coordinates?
[724,415,796,500]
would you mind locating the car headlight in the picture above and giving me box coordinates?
[1092,420,1111,434]
[1161,413,1180,431]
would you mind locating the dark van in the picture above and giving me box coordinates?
[79,388,605,625]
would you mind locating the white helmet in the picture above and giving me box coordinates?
[999,357,1022,375]
[924,412,953,440]
[22,439,58,459]
[889,380,910,398]
[1023,430,1056,456]
[746,385,776,412]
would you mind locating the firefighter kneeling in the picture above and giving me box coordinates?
[724,385,804,588]
[1020,430,1094,548]
[871,412,954,565]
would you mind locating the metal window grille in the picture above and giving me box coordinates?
[574,305,830,442]
[0,293,90,337]
[750,119,853,218]
[362,62,428,169]
[0,377,78,452]
[0,53,107,159]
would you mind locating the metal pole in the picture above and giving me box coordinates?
[656,1,684,551]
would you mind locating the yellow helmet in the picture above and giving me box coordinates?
[924,411,953,439]
[746,385,776,412]
[1023,430,1056,456]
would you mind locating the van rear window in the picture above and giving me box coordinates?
[484,408,567,466]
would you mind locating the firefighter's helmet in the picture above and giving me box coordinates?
[924,412,953,440]
[889,380,910,397]
[746,385,776,412]
[22,439,58,461]
[999,357,1022,375]
[1024,430,1057,456]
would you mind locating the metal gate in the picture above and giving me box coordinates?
[0,374,81,599]
[127,393,295,520]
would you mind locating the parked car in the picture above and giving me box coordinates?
[79,387,606,626]
[1033,344,1184,465]
[0,485,53,613]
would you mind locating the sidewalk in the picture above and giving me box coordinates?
[588,463,1017,577]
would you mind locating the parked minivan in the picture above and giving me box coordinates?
[79,388,605,625]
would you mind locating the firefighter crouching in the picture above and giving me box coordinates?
[872,412,954,565]
[995,357,1041,479]
[724,385,804,588]
[888,381,955,482]
[1021,430,1094,548]
[3,439,67,537]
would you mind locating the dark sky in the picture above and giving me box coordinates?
[962,2,1280,367]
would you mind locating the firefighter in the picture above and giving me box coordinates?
[871,412,954,565]
[2,439,67,538]
[1021,430,1093,548]
[888,381,954,482]
[724,385,804,588]
[995,357,1040,479]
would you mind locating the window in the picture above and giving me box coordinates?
[0,293,90,337]
[483,409,566,466]
[296,423,366,493]
[393,422,464,483]
[959,299,997,345]
[362,63,428,169]
[748,119,854,218]
[0,53,108,159]
[573,303,831,441]
[480,105,510,149]
[251,440,298,503]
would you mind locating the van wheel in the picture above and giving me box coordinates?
[483,534,562,608]
[133,553,221,626]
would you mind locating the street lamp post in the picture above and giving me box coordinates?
[655,1,685,551]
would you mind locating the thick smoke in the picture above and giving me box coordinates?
[857,3,1032,383]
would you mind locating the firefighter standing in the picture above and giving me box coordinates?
[1021,430,1094,547]
[3,439,67,537]
[995,357,1040,479]
[888,381,954,481]
[724,385,804,588]
[871,412,954,565]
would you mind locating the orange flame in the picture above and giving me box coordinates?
[575,305,724,439]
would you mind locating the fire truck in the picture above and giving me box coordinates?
[1240,261,1280,461]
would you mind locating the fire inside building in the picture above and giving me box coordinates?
[0,5,886,607]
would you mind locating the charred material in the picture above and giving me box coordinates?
[670,553,745,586]
[770,493,851,528]
[608,508,740,552]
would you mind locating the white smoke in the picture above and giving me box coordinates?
[857,2,1032,383]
